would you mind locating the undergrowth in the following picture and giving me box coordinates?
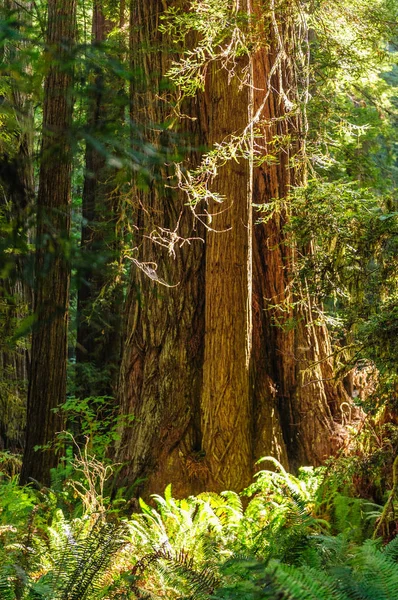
[1,449,398,599]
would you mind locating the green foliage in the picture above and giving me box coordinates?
[211,535,398,599]
[0,451,22,477]
[0,455,397,599]
[0,475,37,529]
[41,515,127,600]
[59,395,134,461]
[308,0,398,185]
[282,180,397,301]
[160,0,251,96]
[0,477,57,597]
[0,511,127,599]
[122,462,348,597]
[260,175,398,398]
[47,396,135,513]
[121,464,398,599]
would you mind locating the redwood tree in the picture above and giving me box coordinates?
[76,0,125,400]
[250,13,346,469]
[115,0,206,497]
[116,0,348,496]
[0,0,34,451]
[20,0,76,485]
[199,13,254,492]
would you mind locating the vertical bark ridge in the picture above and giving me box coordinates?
[116,0,206,498]
[251,3,348,469]
[200,38,254,491]
[76,0,124,399]
[20,0,76,485]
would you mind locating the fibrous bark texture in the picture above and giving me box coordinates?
[250,6,347,469]
[116,0,206,497]
[200,26,253,492]
[0,0,34,451]
[117,0,348,497]
[20,0,76,485]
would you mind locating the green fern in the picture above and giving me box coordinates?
[0,575,14,600]
[0,514,127,599]
[267,562,344,600]
[2,458,398,600]
[382,534,398,561]
[48,516,127,599]
[132,546,219,599]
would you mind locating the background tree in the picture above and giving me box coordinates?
[20,0,76,485]
[75,0,126,401]
[0,0,34,451]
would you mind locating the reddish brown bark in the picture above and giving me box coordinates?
[20,0,76,485]
[251,6,347,469]
[76,0,124,399]
[199,49,253,491]
[115,0,206,497]
[117,0,349,496]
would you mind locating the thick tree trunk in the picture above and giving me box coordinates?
[0,0,34,451]
[251,5,347,469]
[20,0,76,485]
[117,0,348,496]
[115,0,205,497]
[200,42,253,491]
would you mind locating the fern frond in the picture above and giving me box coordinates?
[383,535,398,561]
[0,576,14,600]
[132,545,219,600]
[44,516,127,599]
[268,561,345,600]
[346,540,398,600]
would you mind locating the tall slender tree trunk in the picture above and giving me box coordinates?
[20,0,76,485]
[76,0,124,399]
[199,15,254,491]
[0,0,34,451]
